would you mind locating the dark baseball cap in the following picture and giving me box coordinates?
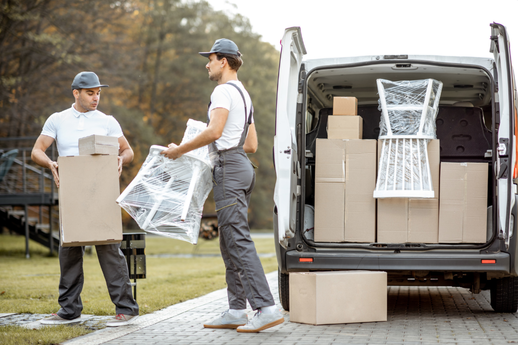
[71,72,108,90]
[199,38,241,58]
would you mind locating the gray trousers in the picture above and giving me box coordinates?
[213,148,275,310]
[57,243,139,319]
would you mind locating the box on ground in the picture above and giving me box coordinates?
[439,162,488,243]
[327,115,363,139]
[377,139,440,243]
[315,139,376,242]
[58,155,122,246]
[78,134,119,156]
[333,97,358,115]
[290,271,387,325]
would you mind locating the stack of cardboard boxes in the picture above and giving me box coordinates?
[314,97,490,244]
[59,134,122,247]
[314,97,377,242]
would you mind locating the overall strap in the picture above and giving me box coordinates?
[226,82,253,128]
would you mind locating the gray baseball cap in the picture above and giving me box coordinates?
[199,38,241,58]
[71,72,108,90]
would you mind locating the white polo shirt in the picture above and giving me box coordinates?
[41,104,123,157]
[208,81,254,150]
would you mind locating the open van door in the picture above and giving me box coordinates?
[274,27,306,249]
[490,22,517,248]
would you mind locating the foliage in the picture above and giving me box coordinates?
[0,0,280,229]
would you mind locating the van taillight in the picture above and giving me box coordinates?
[299,258,313,263]
[481,259,496,264]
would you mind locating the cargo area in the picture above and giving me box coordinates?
[301,60,495,249]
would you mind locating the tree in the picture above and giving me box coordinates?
[1,0,280,229]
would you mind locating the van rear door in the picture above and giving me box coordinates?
[490,22,517,247]
[274,27,306,248]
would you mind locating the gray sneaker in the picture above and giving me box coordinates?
[40,313,81,325]
[106,314,139,327]
[203,310,248,329]
[236,309,284,333]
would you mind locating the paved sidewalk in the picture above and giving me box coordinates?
[60,271,518,345]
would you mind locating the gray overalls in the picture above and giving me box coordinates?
[209,82,275,310]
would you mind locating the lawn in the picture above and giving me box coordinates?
[0,231,277,345]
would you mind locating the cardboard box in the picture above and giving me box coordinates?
[377,140,440,243]
[327,115,363,139]
[333,97,358,115]
[78,134,119,156]
[315,139,376,242]
[58,155,122,246]
[438,162,488,243]
[290,271,387,325]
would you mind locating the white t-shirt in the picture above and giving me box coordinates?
[41,104,124,157]
[208,81,254,150]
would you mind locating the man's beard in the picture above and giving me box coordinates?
[209,70,222,82]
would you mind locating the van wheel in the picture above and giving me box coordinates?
[278,269,289,311]
[490,277,518,313]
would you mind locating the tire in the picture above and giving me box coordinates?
[278,269,289,311]
[490,277,518,313]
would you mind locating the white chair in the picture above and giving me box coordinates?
[374,79,443,198]
[117,120,212,244]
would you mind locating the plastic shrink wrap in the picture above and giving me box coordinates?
[117,119,212,244]
[374,79,443,198]
[377,79,442,139]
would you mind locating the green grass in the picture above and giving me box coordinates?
[0,325,91,345]
[0,232,277,344]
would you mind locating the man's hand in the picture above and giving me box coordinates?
[117,156,124,176]
[161,143,183,160]
[49,161,60,188]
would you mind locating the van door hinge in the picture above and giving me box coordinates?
[498,138,508,156]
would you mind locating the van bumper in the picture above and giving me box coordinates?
[286,250,511,273]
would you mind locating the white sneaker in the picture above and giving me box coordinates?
[203,310,248,329]
[40,313,81,325]
[106,314,139,327]
[236,309,284,333]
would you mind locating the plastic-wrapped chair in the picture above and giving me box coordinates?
[117,120,212,244]
[373,79,443,198]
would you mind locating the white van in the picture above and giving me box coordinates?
[273,23,518,312]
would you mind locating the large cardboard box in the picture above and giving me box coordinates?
[333,97,358,115]
[327,115,363,139]
[315,139,376,242]
[438,162,488,243]
[377,140,440,243]
[78,134,119,156]
[58,155,122,246]
[290,271,387,325]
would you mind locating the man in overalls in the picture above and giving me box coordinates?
[161,39,284,333]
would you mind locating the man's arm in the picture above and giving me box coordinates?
[117,136,134,176]
[243,123,258,154]
[161,108,229,160]
[31,135,60,187]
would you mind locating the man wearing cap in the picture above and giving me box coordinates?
[31,72,139,327]
[161,39,284,333]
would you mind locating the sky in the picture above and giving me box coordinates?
[205,0,518,68]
